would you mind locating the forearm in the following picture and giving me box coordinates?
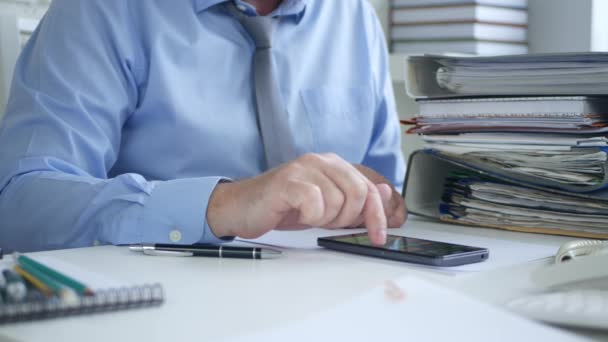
[0,168,229,252]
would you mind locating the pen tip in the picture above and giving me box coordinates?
[261,249,282,259]
[129,245,144,252]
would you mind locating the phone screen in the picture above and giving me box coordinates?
[328,234,486,258]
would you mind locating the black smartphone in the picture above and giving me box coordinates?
[318,233,489,267]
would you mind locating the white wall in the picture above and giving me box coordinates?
[0,0,49,115]
[591,0,608,51]
[525,0,608,53]
[528,0,593,52]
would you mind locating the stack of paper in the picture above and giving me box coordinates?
[405,96,608,134]
[435,53,608,95]
[405,53,608,98]
[423,133,608,186]
[390,0,528,55]
[441,176,608,235]
[400,52,608,237]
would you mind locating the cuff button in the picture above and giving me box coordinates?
[169,229,182,243]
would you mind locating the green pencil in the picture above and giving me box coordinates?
[15,254,94,296]
[16,262,80,306]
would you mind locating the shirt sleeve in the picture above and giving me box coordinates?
[0,0,229,253]
[360,2,406,193]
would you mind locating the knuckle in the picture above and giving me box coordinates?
[351,179,369,199]
[321,152,341,162]
[280,162,304,178]
[297,186,324,224]
[342,180,368,209]
[299,153,322,165]
[302,183,322,201]
[325,190,345,212]
[367,183,379,195]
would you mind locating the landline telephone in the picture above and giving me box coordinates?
[505,240,608,331]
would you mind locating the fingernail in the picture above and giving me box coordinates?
[378,228,387,244]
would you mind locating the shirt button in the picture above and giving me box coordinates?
[169,230,182,243]
[237,4,246,11]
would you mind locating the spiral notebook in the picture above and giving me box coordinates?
[0,256,164,324]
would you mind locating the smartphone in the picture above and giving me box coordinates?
[318,233,489,267]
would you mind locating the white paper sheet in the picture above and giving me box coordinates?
[224,275,587,342]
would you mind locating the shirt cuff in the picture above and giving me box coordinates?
[141,176,232,245]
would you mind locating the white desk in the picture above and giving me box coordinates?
[0,216,605,342]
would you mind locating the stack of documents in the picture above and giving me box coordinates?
[409,96,608,134]
[389,0,528,55]
[441,175,608,236]
[401,52,608,238]
[435,53,608,95]
[423,133,608,186]
[406,53,608,98]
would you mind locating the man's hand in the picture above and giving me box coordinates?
[353,164,407,228]
[207,153,394,245]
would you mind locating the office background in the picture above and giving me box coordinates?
[1,0,607,160]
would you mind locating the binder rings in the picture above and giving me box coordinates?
[0,283,164,324]
[403,149,608,239]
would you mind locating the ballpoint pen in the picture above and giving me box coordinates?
[129,244,282,259]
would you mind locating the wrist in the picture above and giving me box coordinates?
[207,181,240,238]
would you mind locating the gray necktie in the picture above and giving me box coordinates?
[229,5,298,169]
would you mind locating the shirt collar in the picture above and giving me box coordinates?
[193,0,307,23]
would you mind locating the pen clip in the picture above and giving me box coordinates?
[142,249,194,257]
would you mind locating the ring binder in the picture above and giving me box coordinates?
[0,283,164,324]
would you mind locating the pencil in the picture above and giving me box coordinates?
[15,254,94,296]
[17,262,80,306]
[13,265,54,297]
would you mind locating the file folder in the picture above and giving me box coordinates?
[403,149,608,239]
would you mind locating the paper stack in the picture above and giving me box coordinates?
[401,52,608,238]
[390,0,528,55]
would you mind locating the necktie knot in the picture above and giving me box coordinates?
[228,3,275,50]
[240,16,274,50]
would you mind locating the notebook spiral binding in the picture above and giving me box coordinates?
[0,283,164,324]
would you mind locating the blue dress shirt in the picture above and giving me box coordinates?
[0,0,405,252]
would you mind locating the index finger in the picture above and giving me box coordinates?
[362,183,387,246]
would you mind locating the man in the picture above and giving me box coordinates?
[0,0,406,252]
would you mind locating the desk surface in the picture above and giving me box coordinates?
[1,216,606,342]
